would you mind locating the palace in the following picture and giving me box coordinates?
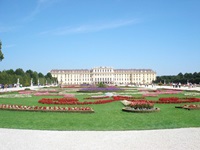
[50,67,156,85]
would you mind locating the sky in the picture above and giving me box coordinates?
[0,0,200,76]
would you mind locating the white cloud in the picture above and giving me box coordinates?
[40,19,140,35]
[25,0,61,21]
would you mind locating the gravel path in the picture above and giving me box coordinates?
[0,128,200,150]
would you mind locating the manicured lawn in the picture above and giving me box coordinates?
[0,89,200,130]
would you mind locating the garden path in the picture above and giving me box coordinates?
[0,128,200,150]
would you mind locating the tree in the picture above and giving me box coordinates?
[26,69,34,75]
[15,68,25,76]
[38,72,44,78]
[97,82,107,88]
[6,69,15,75]
[32,71,38,85]
[0,40,4,61]
[45,72,52,79]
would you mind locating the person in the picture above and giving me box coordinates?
[178,82,181,88]
[172,83,175,88]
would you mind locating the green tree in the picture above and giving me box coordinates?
[97,82,107,88]
[26,70,34,77]
[45,72,52,79]
[32,71,38,85]
[6,69,15,75]
[15,68,25,76]
[38,72,44,78]
[0,41,4,61]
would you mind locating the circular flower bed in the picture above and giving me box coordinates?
[122,101,160,113]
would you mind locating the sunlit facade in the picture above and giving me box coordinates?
[50,67,156,85]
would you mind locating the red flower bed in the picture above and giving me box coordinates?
[149,97,200,104]
[38,97,115,105]
[0,104,94,113]
[38,97,78,104]
[38,95,149,105]
[159,97,179,102]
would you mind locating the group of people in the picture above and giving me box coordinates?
[172,82,197,88]
[172,83,182,88]
[0,84,8,91]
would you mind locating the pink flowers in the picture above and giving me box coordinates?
[142,90,182,97]
[113,95,134,100]
[18,90,34,94]
[63,94,75,98]
[84,96,110,99]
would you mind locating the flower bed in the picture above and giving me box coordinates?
[151,97,200,104]
[113,95,144,100]
[122,107,160,113]
[38,95,147,105]
[38,97,115,105]
[0,104,94,113]
[122,101,160,113]
[78,87,123,92]
[0,94,32,98]
[175,104,200,110]
[38,97,79,104]
[63,94,75,98]
[84,96,110,100]
[142,89,182,97]
[18,90,35,94]
[129,101,154,109]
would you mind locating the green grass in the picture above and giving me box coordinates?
[0,90,200,131]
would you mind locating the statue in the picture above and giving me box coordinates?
[31,78,33,87]
[17,78,20,87]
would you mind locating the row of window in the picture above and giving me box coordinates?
[55,75,155,78]
[60,78,152,82]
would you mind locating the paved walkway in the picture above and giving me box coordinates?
[0,128,200,150]
[143,85,200,91]
[0,86,48,93]
[1,85,200,93]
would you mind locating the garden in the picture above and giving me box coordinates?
[0,86,200,131]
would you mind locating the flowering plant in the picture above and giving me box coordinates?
[153,97,200,104]
[129,101,154,109]
[78,87,123,92]
[0,104,94,113]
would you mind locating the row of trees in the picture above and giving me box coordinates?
[154,72,200,84]
[0,68,57,87]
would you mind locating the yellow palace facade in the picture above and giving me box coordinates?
[50,67,156,85]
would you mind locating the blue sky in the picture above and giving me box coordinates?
[0,0,200,76]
